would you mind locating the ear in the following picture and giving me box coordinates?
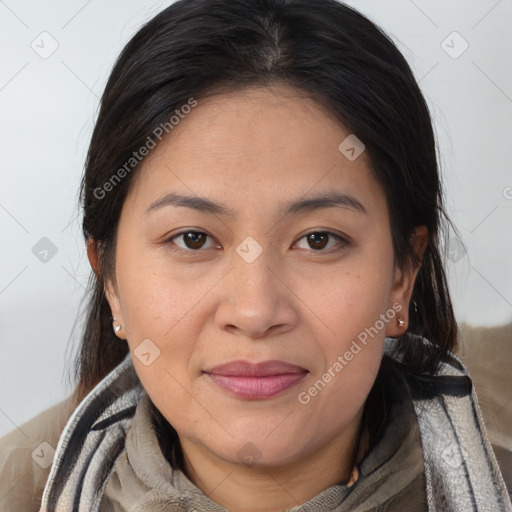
[86,237,100,276]
[86,237,126,339]
[386,225,428,337]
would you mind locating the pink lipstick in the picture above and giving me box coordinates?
[203,360,308,399]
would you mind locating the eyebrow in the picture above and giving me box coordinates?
[144,190,367,218]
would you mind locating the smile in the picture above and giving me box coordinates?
[203,359,309,399]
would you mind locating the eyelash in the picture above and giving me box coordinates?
[162,229,350,255]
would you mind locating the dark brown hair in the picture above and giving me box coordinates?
[70,0,458,407]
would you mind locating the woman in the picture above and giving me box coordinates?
[0,0,510,510]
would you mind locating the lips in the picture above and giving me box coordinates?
[203,360,308,399]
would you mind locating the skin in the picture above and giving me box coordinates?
[88,84,427,512]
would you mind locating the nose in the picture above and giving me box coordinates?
[214,247,298,339]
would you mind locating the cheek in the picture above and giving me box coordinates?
[115,239,201,339]
[295,280,389,441]
[295,251,393,419]
[313,251,395,345]
[114,250,204,401]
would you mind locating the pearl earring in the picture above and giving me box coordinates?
[397,318,405,328]
[112,317,122,333]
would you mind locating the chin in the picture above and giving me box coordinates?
[220,439,305,469]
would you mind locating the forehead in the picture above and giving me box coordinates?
[160,85,347,161]
[123,84,386,219]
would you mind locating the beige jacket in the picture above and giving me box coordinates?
[0,395,76,511]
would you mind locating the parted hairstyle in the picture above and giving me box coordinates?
[70,0,458,406]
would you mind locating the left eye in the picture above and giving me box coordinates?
[294,231,347,252]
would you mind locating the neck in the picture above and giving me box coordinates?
[179,408,367,512]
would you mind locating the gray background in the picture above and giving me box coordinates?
[1,0,511,437]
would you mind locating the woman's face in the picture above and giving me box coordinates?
[102,84,421,469]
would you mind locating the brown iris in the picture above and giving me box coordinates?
[183,232,207,249]
[307,232,329,250]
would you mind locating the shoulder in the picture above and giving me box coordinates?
[386,332,512,502]
[456,322,512,497]
[0,395,76,512]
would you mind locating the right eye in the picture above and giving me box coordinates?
[163,230,221,253]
